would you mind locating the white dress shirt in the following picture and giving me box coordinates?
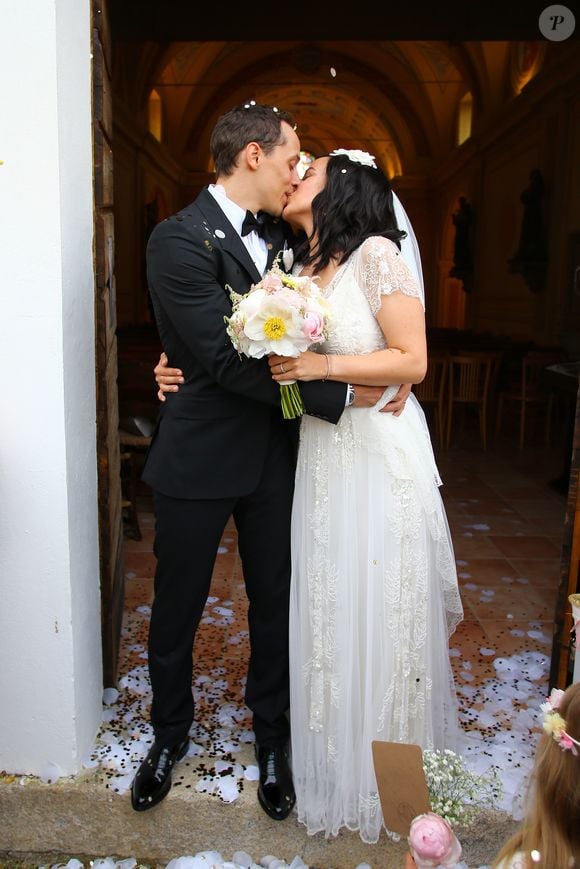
[209,184,268,276]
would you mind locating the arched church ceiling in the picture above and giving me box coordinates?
[137,42,445,166]
[113,38,547,177]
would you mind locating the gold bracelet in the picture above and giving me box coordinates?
[322,354,332,381]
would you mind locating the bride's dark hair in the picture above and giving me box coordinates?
[294,153,407,272]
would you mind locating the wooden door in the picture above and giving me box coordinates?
[92,0,125,687]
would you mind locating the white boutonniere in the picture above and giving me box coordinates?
[282,243,294,272]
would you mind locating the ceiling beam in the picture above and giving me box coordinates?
[108,0,556,42]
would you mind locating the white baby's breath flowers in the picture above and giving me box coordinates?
[329,148,377,168]
[422,749,503,828]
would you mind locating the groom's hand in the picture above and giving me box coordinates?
[352,382,411,415]
[381,382,412,415]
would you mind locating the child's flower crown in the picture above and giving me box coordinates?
[541,688,580,755]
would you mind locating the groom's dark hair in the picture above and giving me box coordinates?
[210,102,297,178]
[296,152,407,272]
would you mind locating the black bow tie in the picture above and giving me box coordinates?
[241,210,268,238]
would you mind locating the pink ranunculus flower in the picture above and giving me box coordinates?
[408,812,462,868]
[302,310,325,342]
[261,272,284,293]
[559,731,579,755]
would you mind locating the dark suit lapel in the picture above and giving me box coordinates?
[194,188,262,285]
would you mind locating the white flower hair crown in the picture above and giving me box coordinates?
[329,148,377,169]
[541,688,580,755]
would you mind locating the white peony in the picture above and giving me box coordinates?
[240,297,309,357]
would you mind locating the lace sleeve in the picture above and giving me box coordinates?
[354,236,424,316]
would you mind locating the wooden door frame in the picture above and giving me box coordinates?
[92,0,125,687]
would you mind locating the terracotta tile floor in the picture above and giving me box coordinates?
[113,413,570,818]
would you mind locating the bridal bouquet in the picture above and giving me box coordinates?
[225,263,328,419]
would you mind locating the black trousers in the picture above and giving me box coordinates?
[148,427,295,749]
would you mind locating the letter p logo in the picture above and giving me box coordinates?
[539,5,576,40]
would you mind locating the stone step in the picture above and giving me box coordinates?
[1,765,518,869]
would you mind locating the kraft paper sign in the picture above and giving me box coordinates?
[372,741,431,836]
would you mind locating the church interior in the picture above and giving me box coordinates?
[109,35,580,348]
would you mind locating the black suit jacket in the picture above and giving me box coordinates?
[142,187,347,499]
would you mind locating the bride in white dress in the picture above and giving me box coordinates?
[269,150,463,844]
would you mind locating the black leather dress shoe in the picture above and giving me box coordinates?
[131,738,189,811]
[255,744,296,820]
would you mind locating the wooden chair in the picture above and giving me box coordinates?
[413,352,449,446]
[446,351,496,450]
[494,349,566,450]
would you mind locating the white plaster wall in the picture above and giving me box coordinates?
[0,0,102,774]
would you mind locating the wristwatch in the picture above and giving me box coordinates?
[346,384,356,406]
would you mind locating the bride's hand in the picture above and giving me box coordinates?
[268,351,327,382]
[154,352,184,402]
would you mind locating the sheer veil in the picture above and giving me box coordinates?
[392,191,425,306]
[391,192,441,481]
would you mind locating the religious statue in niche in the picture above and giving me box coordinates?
[449,196,474,292]
[508,168,548,293]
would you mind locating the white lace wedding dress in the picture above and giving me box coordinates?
[289,236,464,844]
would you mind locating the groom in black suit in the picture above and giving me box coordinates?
[131,103,349,819]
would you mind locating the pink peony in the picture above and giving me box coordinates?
[408,812,462,868]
